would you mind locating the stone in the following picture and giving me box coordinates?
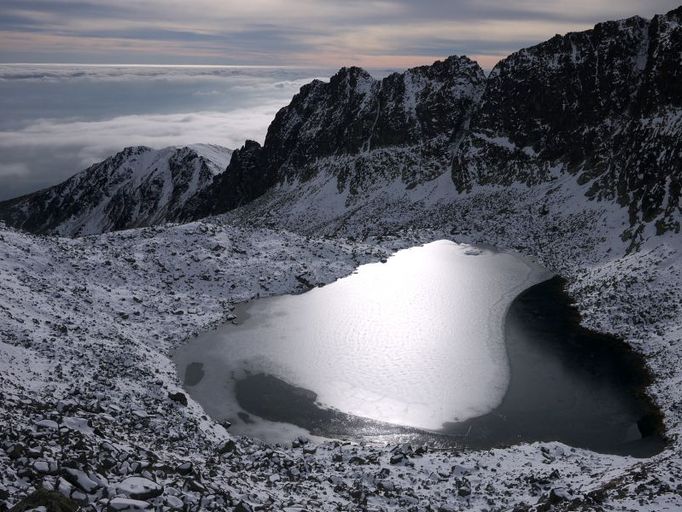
[168,392,188,406]
[116,476,162,500]
[8,489,79,512]
[107,497,151,511]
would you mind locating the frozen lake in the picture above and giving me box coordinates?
[174,240,663,455]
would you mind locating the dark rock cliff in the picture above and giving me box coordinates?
[453,8,681,240]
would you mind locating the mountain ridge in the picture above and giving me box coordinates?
[181,55,486,221]
[0,7,680,242]
[214,5,680,249]
[0,144,232,236]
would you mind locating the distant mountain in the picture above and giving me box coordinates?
[1,8,680,242]
[0,144,232,236]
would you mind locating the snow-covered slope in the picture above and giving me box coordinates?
[0,144,232,236]
[181,56,486,221]
[1,186,681,510]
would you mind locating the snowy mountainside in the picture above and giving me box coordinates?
[1,188,681,510]
[224,9,677,244]
[181,56,486,220]
[0,144,232,236]
[222,7,680,247]
[453,7,682,249]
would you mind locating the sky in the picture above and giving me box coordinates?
[0,1,680,70]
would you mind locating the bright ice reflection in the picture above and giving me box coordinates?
[175,240,549,433]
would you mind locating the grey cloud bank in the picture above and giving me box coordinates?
[0,65,331,200]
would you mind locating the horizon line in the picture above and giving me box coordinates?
[0,63,324,69]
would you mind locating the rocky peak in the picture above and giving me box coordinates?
[329,66,375,91]
[259,55,485,183]
[173,56,485,222]
[0,144,232,236]
[453,8,681,244]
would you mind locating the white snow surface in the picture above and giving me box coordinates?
[0,163,681,510]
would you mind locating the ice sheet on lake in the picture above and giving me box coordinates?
[175,240,549,435]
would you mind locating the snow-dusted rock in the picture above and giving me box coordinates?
[0,144,232,236]
[107,497,151,511]
[62,467,100,493]
[34,419,59,430]
[116,477,162,500]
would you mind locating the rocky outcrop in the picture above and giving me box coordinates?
[264,56,485,182]
[453,8,682,243]
[181,140,269,221]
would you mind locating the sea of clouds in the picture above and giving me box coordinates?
[0,64,342,200]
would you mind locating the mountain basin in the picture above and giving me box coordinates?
[174,240,664,456]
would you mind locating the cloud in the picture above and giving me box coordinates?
[0,0,678,68]
[0,162,29,177]
[0,63,321,83]
[0,107,280,200]
[0,107,281,165]
[0,67,326,200]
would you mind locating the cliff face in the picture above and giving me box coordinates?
[182,140,269,221]
[453,9,682,240]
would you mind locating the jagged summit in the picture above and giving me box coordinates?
[176,54,485,222]
[454,7,681,244]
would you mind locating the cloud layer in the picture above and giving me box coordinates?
[0,108,280,161]
[0,1,679,68]
[0,107,282,200]
[0,67,318,200]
